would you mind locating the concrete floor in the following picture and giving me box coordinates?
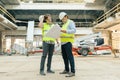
[0,54,120,80]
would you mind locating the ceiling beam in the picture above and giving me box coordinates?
[15,14,95,20]
[5,3,104,10]
[0,14,18,30]
[0,0,20,5]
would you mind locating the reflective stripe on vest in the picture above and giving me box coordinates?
[42,23,55,42]
[60,19,74,43]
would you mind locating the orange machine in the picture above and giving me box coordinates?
[72,45,112,56]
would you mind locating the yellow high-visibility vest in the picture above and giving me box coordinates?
[42,23,55,42]
[60,19,74,43]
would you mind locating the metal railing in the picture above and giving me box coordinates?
[75,22,93,27]
[96,3,120,24]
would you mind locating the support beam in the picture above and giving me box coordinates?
[0,0,20,5]
[15,14,95,20]
[0,14,17,30]
[5,3,105,10]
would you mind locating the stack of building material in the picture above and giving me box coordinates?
[112,32,120,50]
[99,30,110,45]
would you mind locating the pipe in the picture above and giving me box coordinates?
[0,5,16,22]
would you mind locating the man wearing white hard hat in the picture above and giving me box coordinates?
[59,12,76,77]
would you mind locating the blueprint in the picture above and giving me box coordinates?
[45,24,61,39]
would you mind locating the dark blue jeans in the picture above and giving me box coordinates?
[40,41,54,72]
[61,42,75,73]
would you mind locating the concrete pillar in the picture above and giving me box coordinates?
[0,32,1,51]
[2,35,6,53]
[11,37,15,48]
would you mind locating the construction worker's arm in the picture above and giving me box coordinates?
[38,15,44,28]
[61,30,67,33]
[61,20,76,34]
[66,21,76,34]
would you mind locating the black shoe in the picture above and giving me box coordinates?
[47,70,55,73]
[65,72,75,77]
[40,71,46,76]
[60,70,69,74]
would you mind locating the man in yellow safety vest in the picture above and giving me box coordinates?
[59,12,76,77]
[38,14,58,76]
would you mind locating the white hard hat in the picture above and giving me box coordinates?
[59,12,67,20]
[39,15,44,21]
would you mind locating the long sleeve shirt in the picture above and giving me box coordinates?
[66,20,76,34]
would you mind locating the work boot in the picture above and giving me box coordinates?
[47,70,55,73]
[59,70,69,74]
[40,71,46,76]
[65,72,75,77]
